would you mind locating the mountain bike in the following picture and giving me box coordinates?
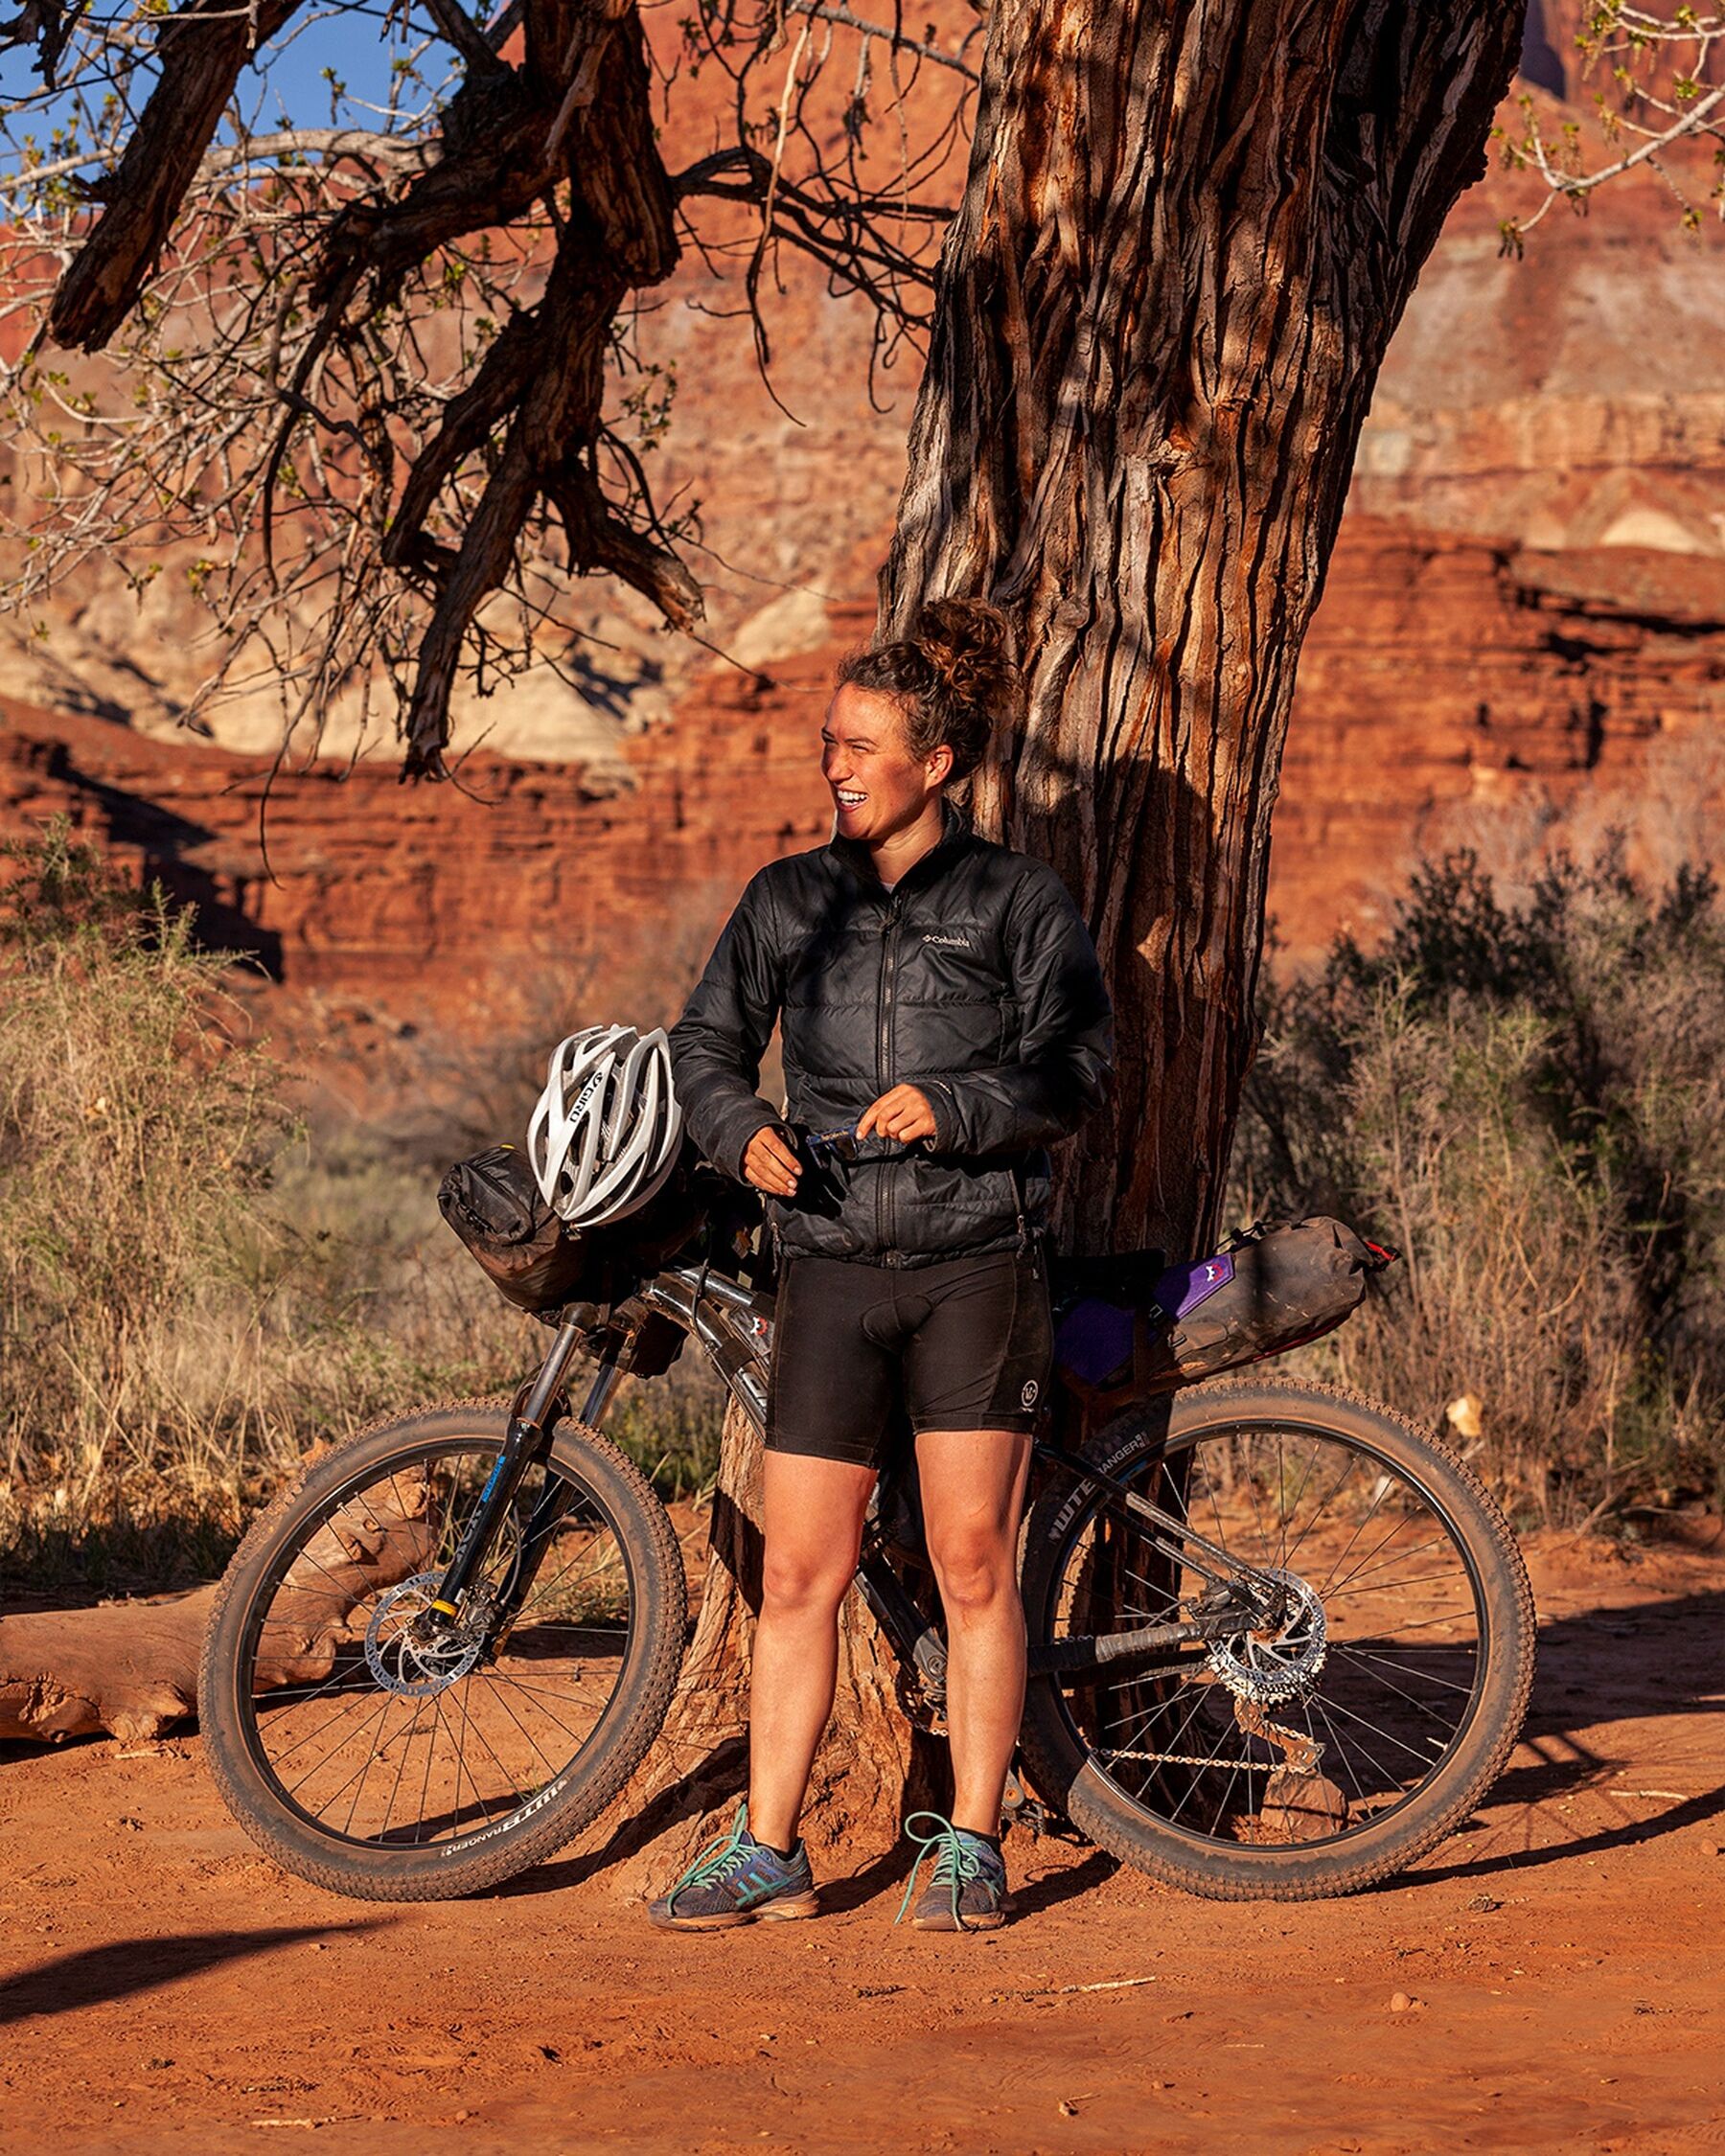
[197,1168,1536,1905]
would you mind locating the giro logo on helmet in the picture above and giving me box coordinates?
[527,1023,685,1231]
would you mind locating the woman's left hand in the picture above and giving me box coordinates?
[856,1084,938,1144]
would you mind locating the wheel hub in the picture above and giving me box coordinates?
[1207,1567,1327,1705]
[364,1571,487,1697]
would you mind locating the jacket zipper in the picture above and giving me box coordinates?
[878,890,901,1254]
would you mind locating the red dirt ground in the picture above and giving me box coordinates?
[2,1529,1720,2155]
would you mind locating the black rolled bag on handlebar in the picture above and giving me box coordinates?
[1051,1214,1397,1404]
[436,1143,600,1312]
[437,1135,764,1321]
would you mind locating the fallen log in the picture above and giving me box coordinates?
[0,1469,434,1745]
[0,1586,217,1745]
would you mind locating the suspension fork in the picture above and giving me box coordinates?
[423,1316,627,1631]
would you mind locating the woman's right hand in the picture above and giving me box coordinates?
[744,1123,803,1199]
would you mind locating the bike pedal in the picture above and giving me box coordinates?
[1001,1770,1082,1845]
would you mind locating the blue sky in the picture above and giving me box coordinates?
[1,8,450,153]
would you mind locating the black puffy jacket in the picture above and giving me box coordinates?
[667,794,1115,1268]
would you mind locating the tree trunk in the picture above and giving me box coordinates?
[886,0,1526,1259]
[615,0,1526,1885]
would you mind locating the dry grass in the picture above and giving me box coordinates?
[0,821,727,1594]
[1234,847,1725,1528]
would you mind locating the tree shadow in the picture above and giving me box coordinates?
[1394,1584,1725,1890]
[489,1734,751,1899]
[0,1924,381,2026]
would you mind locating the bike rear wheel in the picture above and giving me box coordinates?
[1020,1377,1535,1899]
[197,1401,686,1900]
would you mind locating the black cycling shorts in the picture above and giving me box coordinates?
[764,1248,1054,1470]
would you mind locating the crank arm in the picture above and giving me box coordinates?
[854,1548,948,1694]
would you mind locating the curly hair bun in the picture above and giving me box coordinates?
[911,598,1017,709]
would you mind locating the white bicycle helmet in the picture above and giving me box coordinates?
[527,1023,685,1229]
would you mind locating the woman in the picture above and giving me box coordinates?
[653,601,1114,1933]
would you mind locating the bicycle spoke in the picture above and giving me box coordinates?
[1322,1522,1453,1600]
[233,1438,639,1854]
[376,1695,431,1843]
[1326,1568,1472,1603]
[1340,1643,1475,1694]
[1044,1414,1490,1855]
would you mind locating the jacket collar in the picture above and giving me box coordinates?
[826,792,974,895]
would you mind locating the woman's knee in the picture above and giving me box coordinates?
[759,1547,854,1619]
[927,1530,1018,1619]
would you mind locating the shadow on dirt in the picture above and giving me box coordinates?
[494,1586,1724,1910]
[489,1735,753,1901]
[1401,1586,1724,1890]
[0,1925,382,2025]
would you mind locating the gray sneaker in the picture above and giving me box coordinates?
[895,1811,1013,1932]
[647,1802,818,1931]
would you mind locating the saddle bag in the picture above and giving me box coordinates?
[437,1144,600,1313]
[1052,1215,1394,1402]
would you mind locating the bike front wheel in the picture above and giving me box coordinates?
[197,1401,687,1901]
[1020,1377,1535,1899]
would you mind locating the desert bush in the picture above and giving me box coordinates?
[0,822,726,1593]
[1233,846,1725,1525]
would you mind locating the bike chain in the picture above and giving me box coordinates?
[1102,1699,1322,1776]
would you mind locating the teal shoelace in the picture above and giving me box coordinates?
[664,1800,766,1912]
[893,1810,999,1930]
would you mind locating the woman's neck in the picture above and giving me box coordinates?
[863,797,948,889]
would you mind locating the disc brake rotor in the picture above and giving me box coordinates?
[364,1571,487,1697]
[1206,1566,1327,1706]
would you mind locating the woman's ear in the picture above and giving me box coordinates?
[926,742,955,788]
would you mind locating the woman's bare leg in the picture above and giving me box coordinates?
[913,1428,1033,1835]
[746,1450,878,1851]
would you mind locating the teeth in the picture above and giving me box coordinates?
[838,791,865,804]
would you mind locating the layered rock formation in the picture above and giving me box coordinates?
[1275,529,1725,949]
[1,53,1721,1012]
[6,520,1720,1022]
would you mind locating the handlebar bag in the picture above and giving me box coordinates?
[436,1144,598,1312]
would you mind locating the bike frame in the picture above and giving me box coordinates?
[420,1259,1282,1670]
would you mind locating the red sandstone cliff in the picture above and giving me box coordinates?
[5,523,1720,1026]
[1,57,1721,1015]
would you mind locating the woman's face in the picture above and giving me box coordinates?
[820,682,953,843]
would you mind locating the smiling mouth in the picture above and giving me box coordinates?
[835,790,867,808]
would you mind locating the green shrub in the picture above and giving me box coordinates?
[1233,846,1725,1525]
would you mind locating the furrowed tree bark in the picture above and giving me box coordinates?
[612,0,1527,1892]
[48,0,305,348]
[885,0,1527,1262]
[396,2,692,775]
